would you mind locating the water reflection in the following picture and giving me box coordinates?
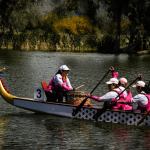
[0,112,150,149]
[0,116,6,149]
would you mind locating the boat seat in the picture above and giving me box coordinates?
[41,81,47,91]
[41,81,57,102]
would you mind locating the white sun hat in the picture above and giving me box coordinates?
[119,78,127,84]
[59,65,71,71]
[132,81,145,88]
[106,78,119,84]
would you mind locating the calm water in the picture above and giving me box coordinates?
[0,49,150,149]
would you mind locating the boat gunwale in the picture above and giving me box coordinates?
[14,97,147,115]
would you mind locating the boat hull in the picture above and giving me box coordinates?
[13,97,149,126]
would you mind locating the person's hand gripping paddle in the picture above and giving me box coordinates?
[72,68,112,117]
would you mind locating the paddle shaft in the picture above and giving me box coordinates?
[72,69,111,116]
[0,68,5,72]
[137,109,150,125]
[93,76,141,120]
[75,85,84,90]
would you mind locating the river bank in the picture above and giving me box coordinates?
[0,32,149,54]
[0,31,99,53]
[0,42,97,52]
[2,45,150,55]
[136,50,150,54]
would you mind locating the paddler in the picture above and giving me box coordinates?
[45,65,75,103]
[89,69,133,110]
[110,67,133,110]
[89,78,123,104]
[118,81,150,113]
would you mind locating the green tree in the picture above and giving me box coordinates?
[100,0,130,52]
[124,0,150,52]
[51,0,76,19]
[0,0,43,32]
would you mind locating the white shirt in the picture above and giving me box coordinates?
[99,88,121,102]
[131,91,148,107]
[53,74,72,88]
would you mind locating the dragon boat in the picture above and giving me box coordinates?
[0,68,150,126]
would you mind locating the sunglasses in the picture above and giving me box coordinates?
[63,70,69,73]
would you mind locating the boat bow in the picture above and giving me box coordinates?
[0,68,16,105]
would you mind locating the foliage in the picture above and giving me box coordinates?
[99,0,130,52]
[105,19,130,35]
[98,34,116,53]
[123,0,150,51]
[1,0,150,52]
[53,16,99,35]
[42,13,58,33]
[84,33,99,48]
[51,0,76,19]
[67,0,79,13]
[0,0,43,32]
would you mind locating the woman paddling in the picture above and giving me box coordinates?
[110,67,132,98]
[89,68,133,110]
[110,67,133,110]
[118,81,150,113]
[45,65,75,103]
[89,77,123,104]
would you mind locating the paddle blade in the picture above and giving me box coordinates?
[93,105,108,120]
[137,109,150,125]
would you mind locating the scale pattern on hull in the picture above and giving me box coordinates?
[73,107,150,126]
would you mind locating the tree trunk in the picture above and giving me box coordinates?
[127,31,134,53]
[114,11,121,53]
[143,34,147,50]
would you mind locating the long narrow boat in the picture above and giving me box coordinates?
[0,68,149,126]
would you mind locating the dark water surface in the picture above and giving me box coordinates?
[0,49,150,149]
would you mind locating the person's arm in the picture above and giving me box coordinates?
[90,95,100,101]
[90,91,118,102]
[109,67,118,78]
[131,94,148,106]
[66,77,73,89]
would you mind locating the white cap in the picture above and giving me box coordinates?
[132,81,145,88]
[119,78,127,84]
[59,65,71,71]
[106,78,119,85]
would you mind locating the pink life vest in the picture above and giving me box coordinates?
[111,90,124,109]
[45,75,71,92]
[112,90,133,111]
[45,75,55,93]
[55,79,71,91]
[138,94,150,113]
[124,91,132,106]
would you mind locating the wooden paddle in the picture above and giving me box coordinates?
[75,85,84,90]
[93,75,142,121]
[137,110,150,125]
[72,69,111,116]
